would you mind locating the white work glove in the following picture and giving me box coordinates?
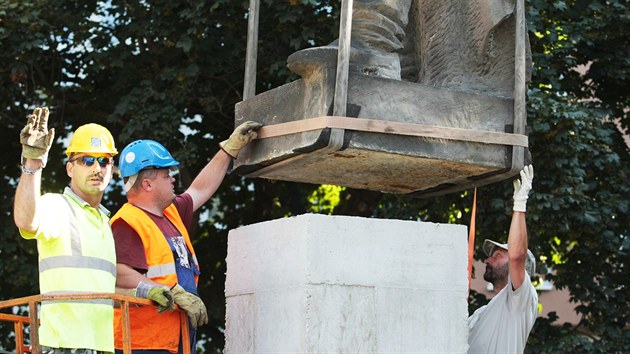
[219,121,263,158]
[513,164,534,212]
[20,107,55,167]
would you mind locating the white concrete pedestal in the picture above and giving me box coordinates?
[225,214,469,353]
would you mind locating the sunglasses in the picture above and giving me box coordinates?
[72,156,113,168]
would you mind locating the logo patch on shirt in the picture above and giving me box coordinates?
[172,236,191,269]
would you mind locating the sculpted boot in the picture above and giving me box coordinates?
[288,0,412,80]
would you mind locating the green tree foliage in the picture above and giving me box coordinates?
[1,0,628,352]
[521,1,630,351]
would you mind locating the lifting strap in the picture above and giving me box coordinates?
[255,116,529,147]
[468,187,478,292]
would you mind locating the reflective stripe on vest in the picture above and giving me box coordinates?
[146,262,177,279]
[40,255,116,276]
[146,258,199,279]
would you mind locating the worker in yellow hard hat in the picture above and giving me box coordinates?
[14,107,119,354]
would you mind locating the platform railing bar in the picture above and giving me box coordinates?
[0,294,190,354]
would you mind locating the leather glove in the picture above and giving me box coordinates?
[513,164,534,212]
[170,284,208,328]
[134,282,174,313]
[20,107,55,167]
[219,121,263,158]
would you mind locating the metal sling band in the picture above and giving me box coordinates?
[254,116,530,147]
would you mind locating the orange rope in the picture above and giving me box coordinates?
[468,188,477,291]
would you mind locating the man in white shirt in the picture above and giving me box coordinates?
[468,165,538,354]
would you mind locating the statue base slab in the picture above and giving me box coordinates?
[233,67,527,196]
[225,214,469,352]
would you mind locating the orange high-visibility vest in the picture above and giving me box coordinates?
[111,203,199,353]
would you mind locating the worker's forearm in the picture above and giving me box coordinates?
[115,287,136,296]
[116,263,164,289]
[507,211,528,259]
[13,159,44,233]
[186,149,231,211]
[507,211,528,288]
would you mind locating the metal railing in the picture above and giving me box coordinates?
[0,293,190,354]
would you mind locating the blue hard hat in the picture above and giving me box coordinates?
[119,140,180,178]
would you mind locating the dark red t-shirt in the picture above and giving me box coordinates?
[112,193,194,273]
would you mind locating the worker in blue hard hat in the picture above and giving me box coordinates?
[110,121,262,354]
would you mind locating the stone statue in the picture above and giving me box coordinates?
[288,0,531,98]
[233,0,531,196]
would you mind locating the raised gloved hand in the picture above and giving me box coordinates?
[133,281,174,313]
[171,284,208,328]
[513,164,534,212]
[219,121,263,158]
[20,107,55,166]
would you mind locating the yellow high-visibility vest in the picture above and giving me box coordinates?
[20,187,116,352]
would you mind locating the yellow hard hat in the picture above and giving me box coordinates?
[65,123,118,157]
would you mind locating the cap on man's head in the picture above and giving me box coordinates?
[483,239,536,275]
